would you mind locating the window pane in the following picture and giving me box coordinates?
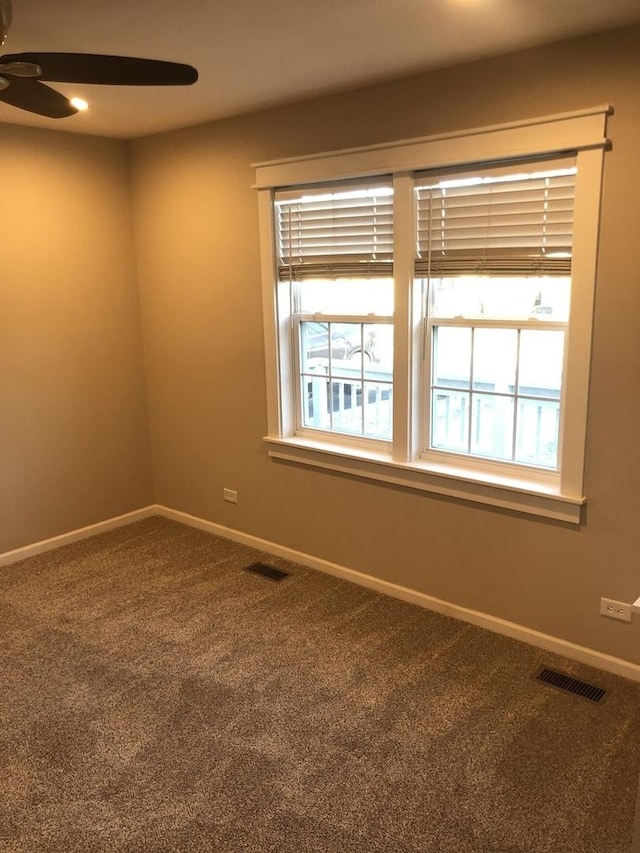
[432,390,470,452]
[472,328,517,392]
[298,278,394,315]
[331,380,363,435]
[302,372,330,430]
[515,398,560,468]
[471,394,514,461]
[363,382,393,439]
[302,376,366,435]
[368,323,394,374]
[328,323,374,379]
[518,330,564,399]
[301,321,332,373]
[433,327,471,389]
[430,276,570,322]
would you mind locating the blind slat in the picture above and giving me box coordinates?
[415,251,571,277]
[278,261,393,281]
[420,199,574,217]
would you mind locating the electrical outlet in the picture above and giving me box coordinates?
[223,488,238,504]
[600,597,632,623]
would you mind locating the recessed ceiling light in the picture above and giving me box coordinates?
[70,97,88,111]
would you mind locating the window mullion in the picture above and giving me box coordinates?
[297,312,393,324]
[430,318,567,331]
[391,173,417,463]
[512,329,522,462]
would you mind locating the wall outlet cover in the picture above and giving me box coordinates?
[600,597,632,623]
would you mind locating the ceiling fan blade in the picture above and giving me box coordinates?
[0,75,76,117]
[1,52,198,85]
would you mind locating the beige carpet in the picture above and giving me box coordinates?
[1,516,639,852]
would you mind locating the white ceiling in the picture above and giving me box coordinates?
[1,0,639,139]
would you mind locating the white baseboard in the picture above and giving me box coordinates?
[3,502,639,683]
[157,504,640,684]
[0,506,157,567]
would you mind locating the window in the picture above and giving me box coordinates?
[276,182,394,442]
[417,160,575,474]
[256,108,609,522]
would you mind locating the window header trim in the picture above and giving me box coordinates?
[253,106,610,190]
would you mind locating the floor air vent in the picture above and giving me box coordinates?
[245,562,290,582]
[533,666,607,704]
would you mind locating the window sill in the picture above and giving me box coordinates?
[264,435,584,524]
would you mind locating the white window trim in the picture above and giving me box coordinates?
[255,107,610,524]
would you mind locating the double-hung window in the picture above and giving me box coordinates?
[417,159,575,471]
[276,182,395,443]
[256,108,609,522]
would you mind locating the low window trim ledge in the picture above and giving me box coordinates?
[264,436,584,524]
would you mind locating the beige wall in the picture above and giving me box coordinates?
[131,25,640,666]
[0,126,154,553]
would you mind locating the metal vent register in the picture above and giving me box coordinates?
[245,562,290,582]
[533,666,607,704]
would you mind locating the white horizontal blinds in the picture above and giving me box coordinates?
[275,181,393,280]
[415,158,577,277]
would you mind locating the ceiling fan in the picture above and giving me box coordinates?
[0,0,198,118]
